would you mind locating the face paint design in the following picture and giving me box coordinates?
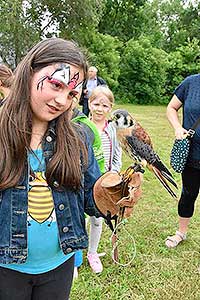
[89,95,112,123]
[36,64,83,92]
[67,72,79,89]
[73,81,83,94]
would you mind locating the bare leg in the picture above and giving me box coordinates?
[165,217,190,248]
[178,217,190,233]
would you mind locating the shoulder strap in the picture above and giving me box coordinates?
[192,116,200,130]
[187,116,200,138]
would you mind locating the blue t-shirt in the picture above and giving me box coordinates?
[174,74,200,161]
[0,149,73,274]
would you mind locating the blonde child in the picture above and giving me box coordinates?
[87,85,122,273]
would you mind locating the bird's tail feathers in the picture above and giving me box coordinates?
[152,159,177,189]
[152,158,173,178]
[161,171,178,189]
[152,166,177,199]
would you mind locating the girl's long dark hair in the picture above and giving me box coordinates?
[0,38,88,190]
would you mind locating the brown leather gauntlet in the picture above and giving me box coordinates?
[93,170,142,219]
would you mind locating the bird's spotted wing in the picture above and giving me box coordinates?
[133,123,153,147]
[125,135,178,197]
[126,135,157,164]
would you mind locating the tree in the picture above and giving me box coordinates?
[165,38,200,98]
[41,0,104,45]
[85,33,122,90]
[146,0,200,52]
[0,0,40,67]
[0,0,104,67]
[118,37,169,104]
[98,0,147,42]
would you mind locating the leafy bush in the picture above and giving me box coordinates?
[116,36,169,104]
[165,38,200,99]
[84,32,122,90]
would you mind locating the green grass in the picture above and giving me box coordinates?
[71,104,200,300]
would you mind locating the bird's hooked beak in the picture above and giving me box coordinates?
[108,114,117,123]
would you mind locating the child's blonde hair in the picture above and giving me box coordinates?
[89,85,114,106]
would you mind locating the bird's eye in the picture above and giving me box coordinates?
[116,114,120,119]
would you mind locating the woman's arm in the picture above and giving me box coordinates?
[167,94,188,139]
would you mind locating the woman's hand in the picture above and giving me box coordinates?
[175,126,188,139]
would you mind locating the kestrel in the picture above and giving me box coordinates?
[110,109,178,198]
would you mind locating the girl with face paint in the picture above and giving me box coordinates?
[87,86,122,273]
[0,38,101,300]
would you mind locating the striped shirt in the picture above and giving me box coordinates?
[101,130,112,171]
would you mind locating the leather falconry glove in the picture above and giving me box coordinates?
[93,165,143,225]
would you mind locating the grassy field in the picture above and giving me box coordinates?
[71,104,200,300]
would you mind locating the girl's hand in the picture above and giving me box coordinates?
[175,127,188,139]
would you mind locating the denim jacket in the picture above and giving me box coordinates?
[0,122,101,264]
